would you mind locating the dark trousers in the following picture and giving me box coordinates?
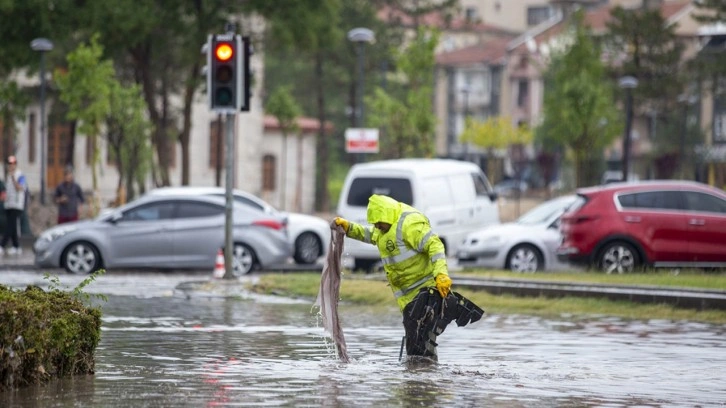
[1,209,23,249]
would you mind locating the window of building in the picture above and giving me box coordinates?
[715,112,726,143]
[262,154,276,191]
[27,113,36,163]
[527,6,552,26]
[465,7,477,22]
[517,80,529,108]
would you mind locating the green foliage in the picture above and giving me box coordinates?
[538,13,622,187]
[0,80,29,146]
[461,116,533,149]
[54,35,115,192]
[367,27,439,158]
[266,86,302,135]
[106,81,153,199]
[0,280,103,391]
[603,5,685,111]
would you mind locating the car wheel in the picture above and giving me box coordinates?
[62,241,102,275]
[293,232,322,265]
[232,243,257,276]
[598,241,639,274]
[506,244,543,273]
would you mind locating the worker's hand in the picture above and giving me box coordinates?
[435,274,452,298]
[333,217,350,232]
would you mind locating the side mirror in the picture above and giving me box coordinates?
[109,211,122,224]
[489,192,498,202]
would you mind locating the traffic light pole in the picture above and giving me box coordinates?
[223,112,235,279]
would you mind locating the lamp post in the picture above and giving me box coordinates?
[618,76,638,182]
[31,38,53,205]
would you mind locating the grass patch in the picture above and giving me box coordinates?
[457,269,726,290]
[249,273,726,325]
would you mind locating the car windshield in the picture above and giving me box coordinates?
[516,196,576,225]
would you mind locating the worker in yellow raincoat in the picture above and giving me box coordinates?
[334,194,483,360]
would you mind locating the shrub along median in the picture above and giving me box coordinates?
[0,274,103,391]
[248,270,726,325]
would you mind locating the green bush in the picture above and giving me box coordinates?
[0,281,102,391]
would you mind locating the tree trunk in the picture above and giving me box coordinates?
[179,63,199,186]
[315,51,330,212]
[294,132,303,212]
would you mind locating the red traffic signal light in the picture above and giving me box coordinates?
[205,34,251,112]
[215,43,233,62]
[207,35,240,111]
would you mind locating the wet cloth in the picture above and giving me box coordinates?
[402,287,485,358]
[315,223,350,363]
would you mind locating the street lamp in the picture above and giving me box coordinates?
[347,28,375,128]
[618,76,638,182]
[31,38,54,205]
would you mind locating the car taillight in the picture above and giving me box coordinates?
[253,219,285,231]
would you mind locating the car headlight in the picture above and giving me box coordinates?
[39,226,78,243]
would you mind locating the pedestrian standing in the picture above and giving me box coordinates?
[1,155,27,256]
[54,166,85,224]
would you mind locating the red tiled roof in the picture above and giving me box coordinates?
[263,116,333,133]
[509,0,692,52]
[584,0,691,33]
[436,37,513,66]
[377,5,518,35]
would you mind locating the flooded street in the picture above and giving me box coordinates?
[1,271,725,407]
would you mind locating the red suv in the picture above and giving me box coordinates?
[557,181,726,273]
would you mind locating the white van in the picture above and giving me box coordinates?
[336,158,500,271]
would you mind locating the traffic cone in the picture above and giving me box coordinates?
[212,249,225,279]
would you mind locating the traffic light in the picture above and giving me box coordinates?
[240,36,252,112]
[208,34,241,111]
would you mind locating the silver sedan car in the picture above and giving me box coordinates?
[33,194,291,275]
[457,195,577,272]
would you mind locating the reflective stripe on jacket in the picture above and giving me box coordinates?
[347,194,448,311]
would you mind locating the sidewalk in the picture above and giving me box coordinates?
[0,236,36,270]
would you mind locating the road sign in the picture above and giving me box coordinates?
[345,128,379,153]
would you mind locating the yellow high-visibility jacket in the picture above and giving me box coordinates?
[346,194,449,311]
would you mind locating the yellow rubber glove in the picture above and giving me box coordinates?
[435,274,452,298]
[333,217,350,232]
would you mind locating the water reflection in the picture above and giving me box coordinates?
[1,294,724,407]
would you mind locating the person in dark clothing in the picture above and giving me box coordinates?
[54,166,85,224]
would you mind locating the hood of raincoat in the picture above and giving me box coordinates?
[366,194,400,225]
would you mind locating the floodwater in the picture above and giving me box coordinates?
[1,271,725,407]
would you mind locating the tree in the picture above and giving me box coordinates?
[0,81,29,158]
[603,5,685,113]
[460,116,532,150]
[538,14,622,188]
[256,0,344,212]
[367,27,439,158]
[54,35,114,213]
[266,86,302,211]
[106,82,153,203]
